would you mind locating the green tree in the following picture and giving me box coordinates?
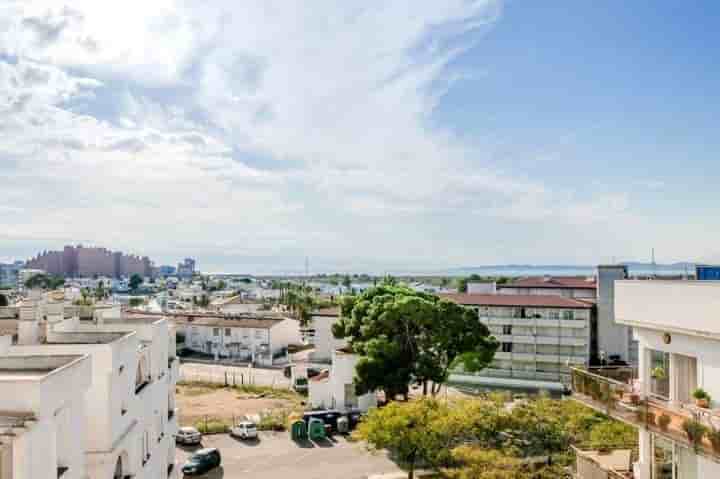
[445,446,565,479]
[129,274,143,291]
[0,294,8,307]
[95,280,106,300]
[128,297,144,307]
[332,283,498,399]
[24,274,65,290]
[354,398,447,479]
[342,274,352,291]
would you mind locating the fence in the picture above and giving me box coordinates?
[178,365,292,389]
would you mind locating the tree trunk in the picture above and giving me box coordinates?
[422,381,428,396]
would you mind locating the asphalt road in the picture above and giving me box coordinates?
[176,432,402,479]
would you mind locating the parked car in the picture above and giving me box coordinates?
[292,376,308,394]
[176,426,202,445]
[182,448,221,476]
[230,421,258,440]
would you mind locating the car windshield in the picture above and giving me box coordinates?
[188,453,207,462]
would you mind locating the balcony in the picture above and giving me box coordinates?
[572,445,637,479]
[570,367,720,465]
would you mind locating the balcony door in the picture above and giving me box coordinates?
[672,354,697,405]
[649,350,670,400]
[652,435,696,479]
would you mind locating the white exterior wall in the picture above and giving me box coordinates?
[8,306,178,479]
[309,315,347,362]
[308,350,376,412]
[268,318,301,358]
[0,355,91,479]
[497,287,595,298]
[617,280,720,479]
[182,319,299,365]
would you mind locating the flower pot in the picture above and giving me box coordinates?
[696,398,710,409]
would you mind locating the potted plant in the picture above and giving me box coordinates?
[636,409,655,426]
[692,388,711,408]
[707,427,720,453]
[657,413,671,432]
[629,393,640,406]
[682,419,708,448]
[651,366,666,380]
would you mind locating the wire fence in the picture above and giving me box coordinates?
[178,365,292,389]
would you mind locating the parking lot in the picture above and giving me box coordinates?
[176,432,403,479]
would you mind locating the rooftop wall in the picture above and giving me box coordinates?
[615,280,720,338]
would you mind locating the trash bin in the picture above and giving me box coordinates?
[308,418,326,441]
[290,420,307,441]
[336,416,349,434]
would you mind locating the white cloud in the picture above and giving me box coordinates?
[0,0,679,271]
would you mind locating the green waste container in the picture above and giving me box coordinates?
[290,420,307,441]
[308,418,326,441]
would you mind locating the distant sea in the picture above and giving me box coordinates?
[444,263,695,278]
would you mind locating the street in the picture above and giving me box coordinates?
[176,432,403,479]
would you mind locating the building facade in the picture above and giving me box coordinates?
[4,295,178,479]
[25,245,155,279]
[497,276,597,298]
[442,293,594,391]
[572,280,720,479]
[176,259,196,279]
[0,262,24,288]
[308,348,377,412]
[173,314,300,366]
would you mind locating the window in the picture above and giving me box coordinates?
[225,328,231,337]
[548,310,560,320]
[502,325,512,335]
[501,342,513,353]
[562,310,574,320]
[213,328,219,336]
[254,329,263,339]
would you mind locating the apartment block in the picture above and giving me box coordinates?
[2,294,178,479]
[571,280,720,479]
[172,313,300,366]
[0,352,91,479]
[443,293,594,391]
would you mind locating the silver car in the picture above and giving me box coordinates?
[176,426,202,445]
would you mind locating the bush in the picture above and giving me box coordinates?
[195,419,230,434]
[258,409,290,431]
[682,419,708,446]
[708,427,720,452]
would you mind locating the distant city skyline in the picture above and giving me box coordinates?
[2,1,719,271]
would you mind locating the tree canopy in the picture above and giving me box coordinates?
[128,274,143,291]
[356,396,637,479]
[24,274,65,290]
[332,283,498,399]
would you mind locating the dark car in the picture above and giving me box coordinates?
[182,448,221,476]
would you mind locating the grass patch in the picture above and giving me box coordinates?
[177,380,303,402]
[194,419,230,434]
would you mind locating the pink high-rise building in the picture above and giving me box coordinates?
[26,245,155,278]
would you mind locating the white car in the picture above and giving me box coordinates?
[176,426,202,445]
[230,421,258,440]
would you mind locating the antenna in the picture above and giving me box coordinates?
[305,256,309,278]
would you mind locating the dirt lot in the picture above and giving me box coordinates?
[177,383,304,428]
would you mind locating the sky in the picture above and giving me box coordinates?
[1,0,719,274]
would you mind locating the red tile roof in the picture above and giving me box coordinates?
[440,293,593,309]
[500,276,597,290]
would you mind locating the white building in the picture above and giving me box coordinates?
[305,307,347,363]
[0,351,91,479]
[4,295,179,479]
[443,293,594,391]
[308,348,377,412]
[497,276,597,298]
[174,314,300,366]
[573,280,720,479]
